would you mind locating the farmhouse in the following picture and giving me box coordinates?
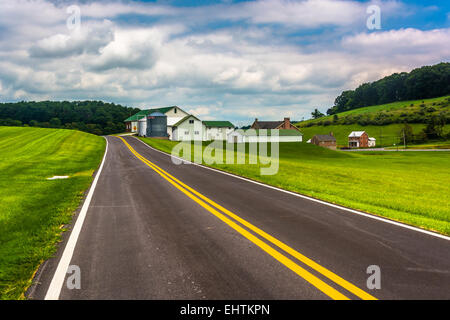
[310,133,337,149]
[227,129,303,143]
[368,137,376,147]
[348,131,376,148]
[251,117,300,131]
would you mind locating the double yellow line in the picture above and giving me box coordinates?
[117,136,378,300]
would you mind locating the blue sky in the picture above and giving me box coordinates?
[0,0,449,126]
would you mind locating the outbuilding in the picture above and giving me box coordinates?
[171,115,206,141]
[310,133,337,149]
[227,129,303,143]
[203,121,235,141]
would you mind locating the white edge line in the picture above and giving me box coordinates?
[133,137,450,241]
[44,137,109,300]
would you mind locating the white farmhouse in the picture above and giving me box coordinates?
[227,129,303,143]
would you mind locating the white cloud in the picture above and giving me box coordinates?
[0,0,448,123]
[29,20,114,58]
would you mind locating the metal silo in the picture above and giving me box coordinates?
[146,112,169,138]
[138,117,147,137]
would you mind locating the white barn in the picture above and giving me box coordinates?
[227,129,303,143]
[126,106,190,139]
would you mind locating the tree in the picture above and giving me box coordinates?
[311,108,325,119]
[49,117,62,128]
[0,100,140,135]
[422,115,446,140]
[330,62,450,114]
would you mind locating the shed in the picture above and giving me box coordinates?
[310,133,337,149]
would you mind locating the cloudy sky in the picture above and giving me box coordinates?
[0,0,449,126]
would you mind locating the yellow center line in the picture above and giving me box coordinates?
[117,136,377,300]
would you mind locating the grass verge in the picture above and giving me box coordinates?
[0,127,105,299]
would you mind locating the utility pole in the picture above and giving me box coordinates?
[380,127,383,147]
[403,128,406,149]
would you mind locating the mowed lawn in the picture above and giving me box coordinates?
[0,127,105,299]
[139,137,450,236]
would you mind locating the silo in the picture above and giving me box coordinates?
[146,112,169,138]
[138,117,147,137]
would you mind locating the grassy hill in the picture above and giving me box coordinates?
[138,137,450,236]
[299,95,450,126]
[0,127,105,299]
[296,95,450,147]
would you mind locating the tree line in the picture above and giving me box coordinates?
[0,101,140,135]
[327,62,450,115]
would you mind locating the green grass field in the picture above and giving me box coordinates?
[139,137,450,236]
[0,127,105,299]
[298,95,450,126]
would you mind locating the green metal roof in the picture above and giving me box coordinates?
[123,114,145,122]
[124,106,176,122]
[203,121,235,128]
[243,129,303,136]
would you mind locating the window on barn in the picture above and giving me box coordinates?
[189,120,194,124]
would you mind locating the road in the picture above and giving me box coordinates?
[29,136,450,300]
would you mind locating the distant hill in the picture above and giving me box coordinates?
[297,95,450,146]
[327,62,450,115]
[299,95,450,127]
[0,100,140,135]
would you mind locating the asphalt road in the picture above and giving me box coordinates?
[29,136,450,300]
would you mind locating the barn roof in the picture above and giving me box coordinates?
[253,121,284,129]
[172,114,202,127]
[348,131,366,137]
[203,121,235,128]
[313,134,336,142]
[243,129,302,136]
[124,106,176,122]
